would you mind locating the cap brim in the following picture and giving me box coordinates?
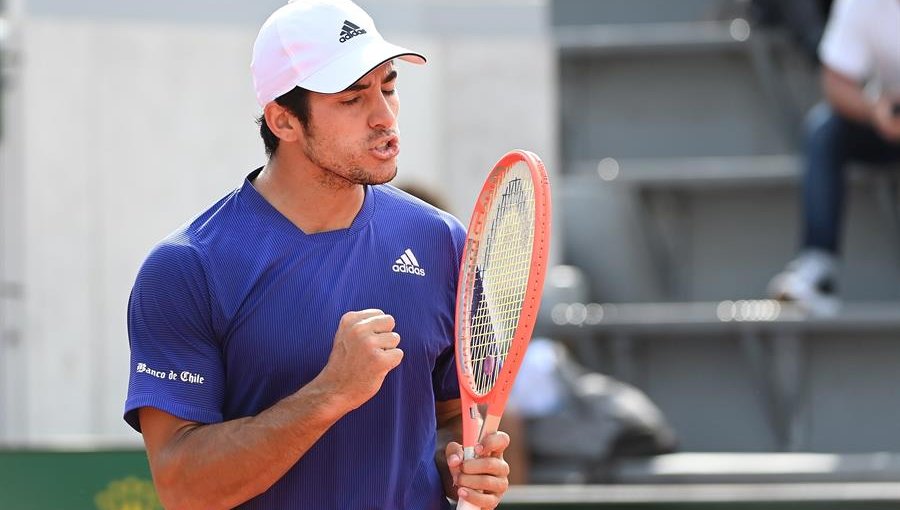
[297,40,426,94]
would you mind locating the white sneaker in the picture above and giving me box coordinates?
[768,249,841,316]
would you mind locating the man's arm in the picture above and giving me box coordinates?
[435,398,464,499]
[822,66,874,124]
[141,383,345,510]
[141,310,403,510]
[823,66,900,141]
[435,399,511,509]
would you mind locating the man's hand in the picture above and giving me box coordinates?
[444,431,511,509]
[872,95,900,143]
[315,309,403,413]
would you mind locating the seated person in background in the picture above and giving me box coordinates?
[507,338,677,484]
[768,0,900,314]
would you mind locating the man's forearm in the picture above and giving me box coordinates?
[148,381,347,510]
[822,67,875,125]
[436,422,462,499]
[435,400,463,499]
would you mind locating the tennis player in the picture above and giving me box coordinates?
[124,0,510,508]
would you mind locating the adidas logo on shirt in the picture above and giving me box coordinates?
[393,248,426,276]
[339,20,367,43]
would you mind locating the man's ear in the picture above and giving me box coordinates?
[263,102,303,143]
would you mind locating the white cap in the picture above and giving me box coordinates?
[251,0,426,106]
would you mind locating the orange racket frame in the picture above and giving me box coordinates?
[453,150,551,504]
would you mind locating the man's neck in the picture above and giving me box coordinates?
[252,156,366,235]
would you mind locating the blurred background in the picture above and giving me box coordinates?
[3,0,900,508]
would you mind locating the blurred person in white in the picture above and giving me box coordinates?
[768,0,900,315]
[506,338,677,483]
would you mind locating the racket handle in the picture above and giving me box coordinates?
[456,450,482,510]
[456,498,481,510]
[456,413,502,510]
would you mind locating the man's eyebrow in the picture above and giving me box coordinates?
[343,70,398,93]
[383,70,398,84]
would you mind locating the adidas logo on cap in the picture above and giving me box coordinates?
[339,20,367,43]
[392,248,426,277]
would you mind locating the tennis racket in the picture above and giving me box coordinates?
[454,149,551,509]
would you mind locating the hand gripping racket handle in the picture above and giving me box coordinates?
[456,413,502,510]
[456,446,480,510]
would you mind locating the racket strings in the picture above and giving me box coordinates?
[466,167,536,395]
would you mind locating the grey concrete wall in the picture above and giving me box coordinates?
[1,0,26,442]
[17,17,264,444]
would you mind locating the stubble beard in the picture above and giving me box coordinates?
[303,130,398,190]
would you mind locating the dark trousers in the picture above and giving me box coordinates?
[802,103,900,254]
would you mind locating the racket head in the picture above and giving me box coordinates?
[454,149,551,415]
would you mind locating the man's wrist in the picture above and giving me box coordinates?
[296,377,354,422]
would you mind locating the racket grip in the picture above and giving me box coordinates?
[456,414,504,509]
[456,499,481,510]
[455,447,482,510]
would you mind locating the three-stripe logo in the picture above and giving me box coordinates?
[393,248,426,276]
[339,20,367,43]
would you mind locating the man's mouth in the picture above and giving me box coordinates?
[370,136,399,160]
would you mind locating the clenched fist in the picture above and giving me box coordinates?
[315,309,403,413]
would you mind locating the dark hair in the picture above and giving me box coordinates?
[257,86,312,159]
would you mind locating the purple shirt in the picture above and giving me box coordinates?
[125,169,464,509]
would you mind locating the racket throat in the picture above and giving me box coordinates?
[465,404,503,447]
[462,402,483,448]
[481,413,502,439]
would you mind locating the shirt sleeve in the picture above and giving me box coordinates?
[124,239,226,432]
[818,0,873,81]
[432,216,467,402]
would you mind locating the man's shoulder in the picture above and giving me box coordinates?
[141,184,250,270]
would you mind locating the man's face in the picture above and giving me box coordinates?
[300,62,401,188]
